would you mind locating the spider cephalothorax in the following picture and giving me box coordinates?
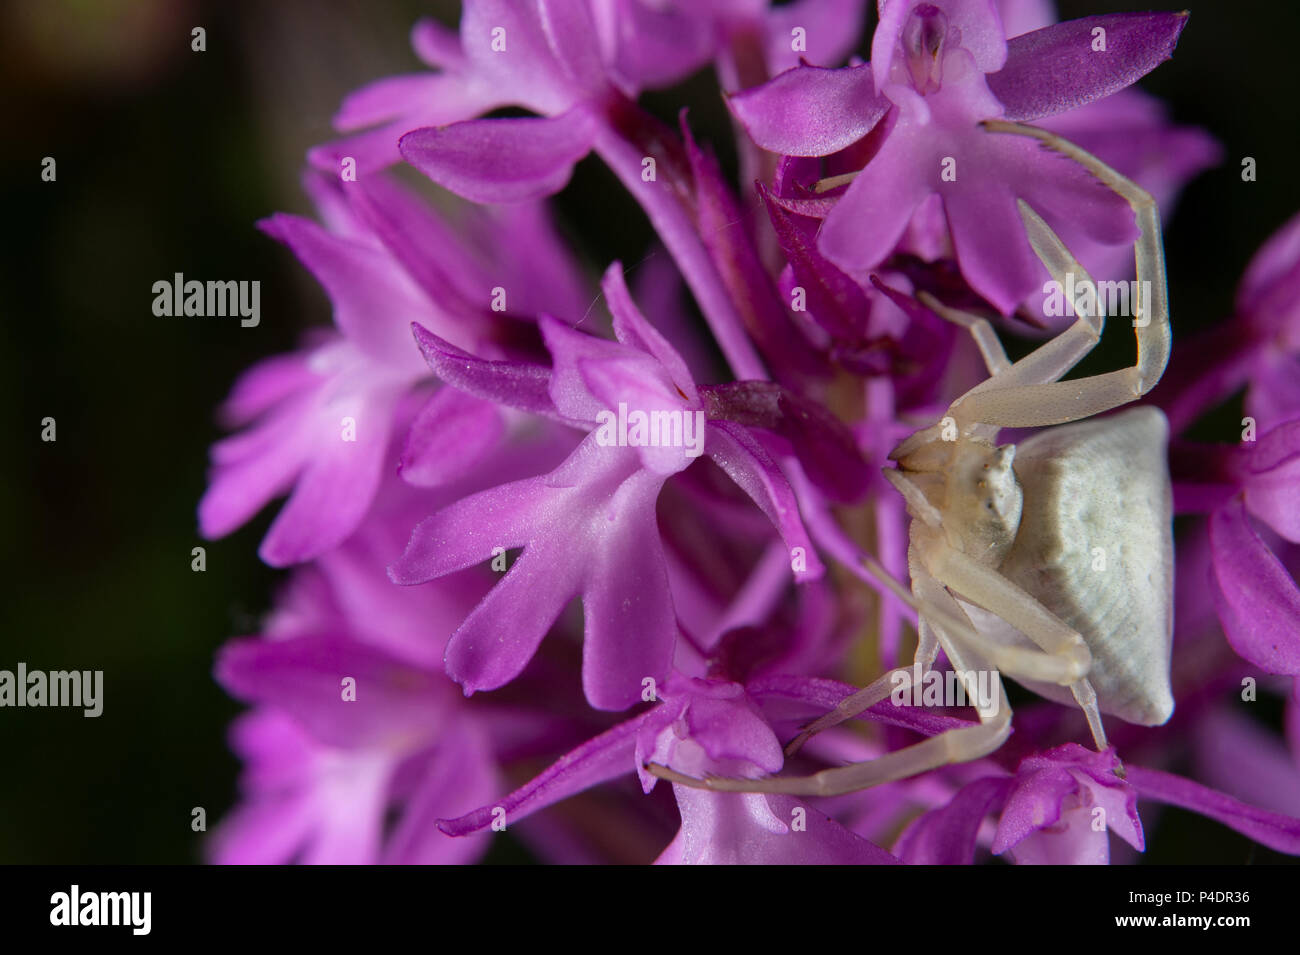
[888,435,1024,567]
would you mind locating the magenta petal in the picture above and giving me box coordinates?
[480,201,592,322]
[581,473,676,710]
[444,538,582,697]
[459,0,577,113]
[215,634,446,750]
[665,789,901,864]
[990,13,1190,122]
[1195,707,1300,820]
[438,711,651,836]
[873,0,1007,93]
[308,124,420,178]
[199,398,313,540]
[943,178,1047,316]
[678,686,786,774]
[399,107,599,203]
[411,323,557,418]
[211,790,315,866]
[602,264,698,403]
[258,213,429,370]
[895,776,1012,864]
[761,186,869,341]
[1209,497,1300,675]
[996,761,1102,849]
[992,746,1143,858]
[389,475,552,584]
[400,387,505,488]
[540,314,649,423]
[259,388,402,566]
[1244,419,1300,543]
[219,351,319,428]
[210,712,317,864]
[601,0,716,91]
[341,175,491,328]
[818,131,929,277]
[1246,353,1300,428]
[706,420,824,581]
[383,721,498,864]
[1126,764,1300,855]
[389,468,592,700]
[1238,210,1300,317]
[332,74,448,131]
[728,63,888,157]
[537,0,606,93]
[299,757,392,865]
[683,121,827,382]
[766,0,869,73]
[410,16,463,69]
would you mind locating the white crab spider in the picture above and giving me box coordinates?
[650,121,1175,796]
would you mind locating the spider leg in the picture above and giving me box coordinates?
[894,208,1115,456]
[960,203,1106,393]
[918,195,1109,386]
[648,570,1013,796]
[783,611,939,757]
[916,291,1012,377]
[942,121,1170,430]
[923,533,1110,751]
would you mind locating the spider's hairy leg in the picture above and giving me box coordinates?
[1070,677,1110,752]
[983,120,1170,377]
[923,532,1092,684]
[915,291,1012,377]
[893,205,1115,458]
[936,120,1171,430]
[783,625,938,758]
[956,203,1106,396]
[924,531,1111,752]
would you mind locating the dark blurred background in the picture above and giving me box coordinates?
[1,0,1296,863]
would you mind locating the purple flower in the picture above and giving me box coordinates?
[1158,210,1300,433]
[202,1,1300,866]
[1168,419,1300,677]
[729,3,1189,312]
[439,671,916,863]
[390,265,826,710]
[1153,210,1300,689]
[310,1,716,176]
[209,506,502,864]
[897,743,1300,864]
[198,172,586,565]
[212,640,499,865]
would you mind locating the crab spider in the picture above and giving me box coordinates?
[649,121,1175,797]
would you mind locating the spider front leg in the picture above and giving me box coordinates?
[925,203,1107,393]
[896,200,1119,456]
[951,121,1170,430]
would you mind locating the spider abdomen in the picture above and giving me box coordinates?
[997,405,1175,726]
